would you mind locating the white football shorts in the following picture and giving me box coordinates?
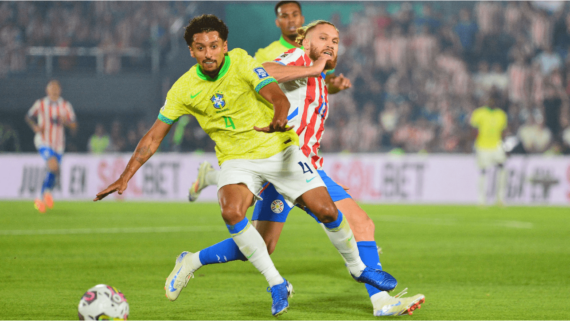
[476,145,507,169]
[217,145,326,206]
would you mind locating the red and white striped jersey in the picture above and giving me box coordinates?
[27,97,76,154]
[273,48,329,170]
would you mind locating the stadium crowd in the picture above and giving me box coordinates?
[1,1,570,155]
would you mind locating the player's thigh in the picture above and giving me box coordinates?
[335,198,375,242]
[476,149,492,169]
[492,147,507,165]
[217,184,255,225]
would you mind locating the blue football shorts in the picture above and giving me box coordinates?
[38,147,62,163]
[252,170,351,222]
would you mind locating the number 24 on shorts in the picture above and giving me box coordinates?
[298,162,313,174]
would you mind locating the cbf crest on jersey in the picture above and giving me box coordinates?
[210,93,225,109]
[254,67,269,79]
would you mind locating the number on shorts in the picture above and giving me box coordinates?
[298,161,313,174]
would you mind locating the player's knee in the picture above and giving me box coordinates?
[220,205,245,225]
[266,242,277,255]
[315,203,338,223]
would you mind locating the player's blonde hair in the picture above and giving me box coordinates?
[295,20,339,46]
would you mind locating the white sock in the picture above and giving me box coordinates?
[205,170,221,186]
[371,291,391,303]
[478,170,487,205]
[232,223,284,287]
[322,216,366,277]
[497,167,507,203]
[190,251,203,273]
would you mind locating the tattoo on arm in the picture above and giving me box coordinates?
[134,146,152,164]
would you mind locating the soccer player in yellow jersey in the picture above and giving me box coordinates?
[255,1,351,92]
[470,92,508,206]
[93,14,396,317]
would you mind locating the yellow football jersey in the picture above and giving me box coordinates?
[254,36,299,63]
[470,106,508,150]
[159,48,298,165]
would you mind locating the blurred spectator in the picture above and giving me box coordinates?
[124,128,139,152]
[562,124,570,154]
[535,45,563,75]
[517,114,553,153]
[414,4,441,33]
[88,123,111,154]
[0,122,21,152]
[454,9,478,53]
[542,83,568,139]
[109,120,126,152]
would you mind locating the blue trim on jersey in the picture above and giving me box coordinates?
[38,147,62,163]
[255,78,278,93]
[287,107,299,120]
[158,113,176,125]
[274,61,286,66]
[321,72,326,79]
[252,170,351,223]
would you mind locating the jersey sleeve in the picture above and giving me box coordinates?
[470,109,481,128]
[237,49,278,93]
[273,48,306,67]
[158,83,187,125]
[64,101,77,122]
[27,100,40,117]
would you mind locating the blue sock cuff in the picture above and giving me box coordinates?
[226,217,249,235]
[323,211,343,229]
[357,241,377,248]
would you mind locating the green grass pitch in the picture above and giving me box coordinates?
[0,201,569,320]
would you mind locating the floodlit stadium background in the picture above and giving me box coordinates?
[0,1,569,205]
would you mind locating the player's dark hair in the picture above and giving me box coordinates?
[275,1,302,16]
[184,14,229,46]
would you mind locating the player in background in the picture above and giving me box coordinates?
[470,91,508,206]
[254,1,351,92]
[185,21,424,317]
[93,15,396,317]
[25,80,77,213]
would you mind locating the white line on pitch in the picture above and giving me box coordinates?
[0,226,226,236]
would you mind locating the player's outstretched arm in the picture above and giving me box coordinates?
[254,82,294,133]
[262,54,331,83]
[93,119,172,201]
[326,73,352,94]
[24,115,41,133]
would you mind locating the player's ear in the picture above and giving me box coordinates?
[189,46,195,58]
[223,40,228,53]
[275,18,280,29]
[301,16,305,26]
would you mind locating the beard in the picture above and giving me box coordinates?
[308,46,338,70]
[285,33,297,41]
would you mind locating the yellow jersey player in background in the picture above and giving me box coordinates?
[255,1,351,92]
[470,91,508,206]
[94,14,397,317]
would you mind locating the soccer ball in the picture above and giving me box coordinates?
[78,284,129,320]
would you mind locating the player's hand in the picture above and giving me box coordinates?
[312,53,333,74]
[93,177,128,201]
[254,118,294,133]
[329,73,352,91]
[32,125,41,133]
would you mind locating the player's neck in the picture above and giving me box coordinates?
[281,34,300,48]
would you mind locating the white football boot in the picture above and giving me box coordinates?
[188,161,215,202]
[164,251,198,301]
[373,288,425,316]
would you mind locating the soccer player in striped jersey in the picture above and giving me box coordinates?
[187,20,425,317]
[470,91,508,206]
[25,80,77,213]
[93,15,396,317]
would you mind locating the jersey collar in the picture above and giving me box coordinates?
[196,55,231,81]
[279,35,302,50]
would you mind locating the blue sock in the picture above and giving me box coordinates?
[304,207,322,223]
[323,210,343,229]
[198,238,246,265]
[41,172,56,195]
[358,241,382,297]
